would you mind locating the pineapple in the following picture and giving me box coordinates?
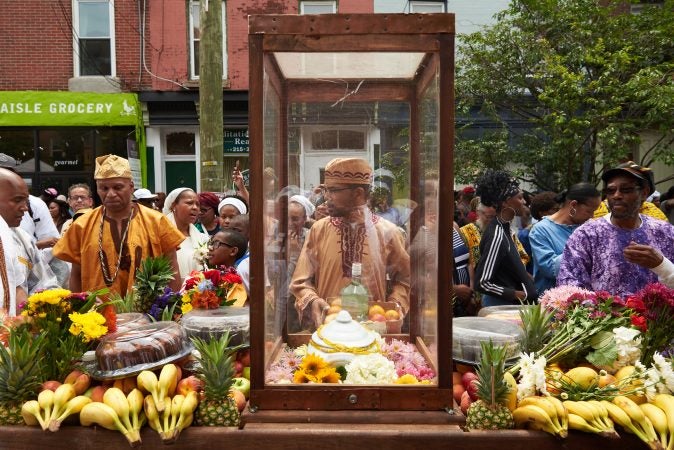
[465,340,515,430]
[0,327,46,425]
[192,333,241,427]
[133,255,175,313]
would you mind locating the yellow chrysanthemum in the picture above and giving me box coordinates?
[28,288,71,306]
[394,374,419,384]
[68,311,108,343]
[181,302,193,314]
[300,354,328,376]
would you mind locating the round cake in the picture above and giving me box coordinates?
[95,321,186,372]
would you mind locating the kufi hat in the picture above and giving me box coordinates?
[134,188,158,200]
[602,161,655,195]
[94,154,132,180]
[0,153,18,168]
[324,158,372,186]
[44,187,58,197]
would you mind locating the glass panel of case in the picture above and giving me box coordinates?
[261,48,441,388]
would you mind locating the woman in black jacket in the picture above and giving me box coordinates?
[474,170,536,307]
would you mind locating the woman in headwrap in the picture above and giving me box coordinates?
[163,188,209,281]
[474,170,537,307]
[196,192,221,236]
[218,195,248,228]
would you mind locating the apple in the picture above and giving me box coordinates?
[89,385,108,403]
[230,389,246,412]
[327,305,342,315]
[242,366,250,380]
[370,313,386,322]
[461,372,479,401]
[41,380,62,392]
[384,309,400,320]
[237,349,251,367]
[176,375,204,396]
[231,377,251,399]
[234,360,244,376]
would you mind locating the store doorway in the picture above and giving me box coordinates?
[165,161,197,192]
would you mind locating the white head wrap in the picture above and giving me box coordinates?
[218,197,248,215]
[163,187,192,216]
[289,195,315,218]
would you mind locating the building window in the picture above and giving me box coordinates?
[300,1,337,14]
[73,0,115,76]
[310,129,366,151]
[189,1,227,80]
[409,1,445,13]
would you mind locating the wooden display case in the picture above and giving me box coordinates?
[247,13,456,417]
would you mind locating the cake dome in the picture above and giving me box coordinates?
[307,310,380,366]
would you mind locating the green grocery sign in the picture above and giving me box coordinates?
[0,91,141,126]
[224,128,249,154]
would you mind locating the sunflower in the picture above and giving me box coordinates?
[317,367,342,384]
[300,353,329,376]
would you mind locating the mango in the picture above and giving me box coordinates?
[563,366,599,390]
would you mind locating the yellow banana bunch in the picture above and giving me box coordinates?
[80,402,141,448]
[518,396,567,435]
[158,364,180,402]
[21,400,47,429]
[513,404,567,438]
[567,413,619,438]
[653,394,674,450]
[103,387,144,445]
[601,399,662,450]
[641,402,669,449]
[143,391,199,444]
[127,388,146,432]
[37,389,55,429]
[563,400,617,437]
[137,370,164,412]
[48,395,92,431]
[614,396,660,446]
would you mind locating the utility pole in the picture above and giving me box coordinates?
[199,0,224,192]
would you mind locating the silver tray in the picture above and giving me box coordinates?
[83,343,194,380]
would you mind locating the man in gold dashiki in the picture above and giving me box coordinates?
[290,158,410,330]
[54,155,184,296]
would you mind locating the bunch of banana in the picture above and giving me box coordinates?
[144,391,198,443]
[21,383,91,432]
[652,393,674,450]
[137,363,180,413]
[513,396,568,438]
[641,402,669,449]
[601,396,663,450]
[562,399,619,439]
[79,387,145,448]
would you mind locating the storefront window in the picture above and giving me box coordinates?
[0,129,35,171]
[166,132,196,155]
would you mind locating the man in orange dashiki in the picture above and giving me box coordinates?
[54,155,184,296]
[289,158,410,331]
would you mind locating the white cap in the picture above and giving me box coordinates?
[134,188,158,200]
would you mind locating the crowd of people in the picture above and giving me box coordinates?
[1,152,673,336]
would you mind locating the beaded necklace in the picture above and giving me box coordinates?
[98,205,135,287]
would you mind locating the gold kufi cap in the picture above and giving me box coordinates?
[94,154,132,180]
[324,158,372,185]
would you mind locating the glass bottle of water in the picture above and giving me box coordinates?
[340,262,369,321]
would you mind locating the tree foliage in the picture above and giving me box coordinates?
[456,0,674,190]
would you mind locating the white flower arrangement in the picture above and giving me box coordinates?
[193,240,209,269]
[344,353,398,384]
[611,326,642,373]
[643,352,674,401]
[516,352,548,401]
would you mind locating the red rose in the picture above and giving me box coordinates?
[626,297,646,313]
[223,273,243,285]
[184,276,199,290]
[101,304,117,334]
[204,269,221,285]
[630,315,647,332]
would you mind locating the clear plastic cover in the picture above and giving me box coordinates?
[452,317,523,364]
[115,312,151,333]
[181,307,250,347]
[93,321,190,375]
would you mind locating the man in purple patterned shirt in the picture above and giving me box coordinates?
[558,162,674,297]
